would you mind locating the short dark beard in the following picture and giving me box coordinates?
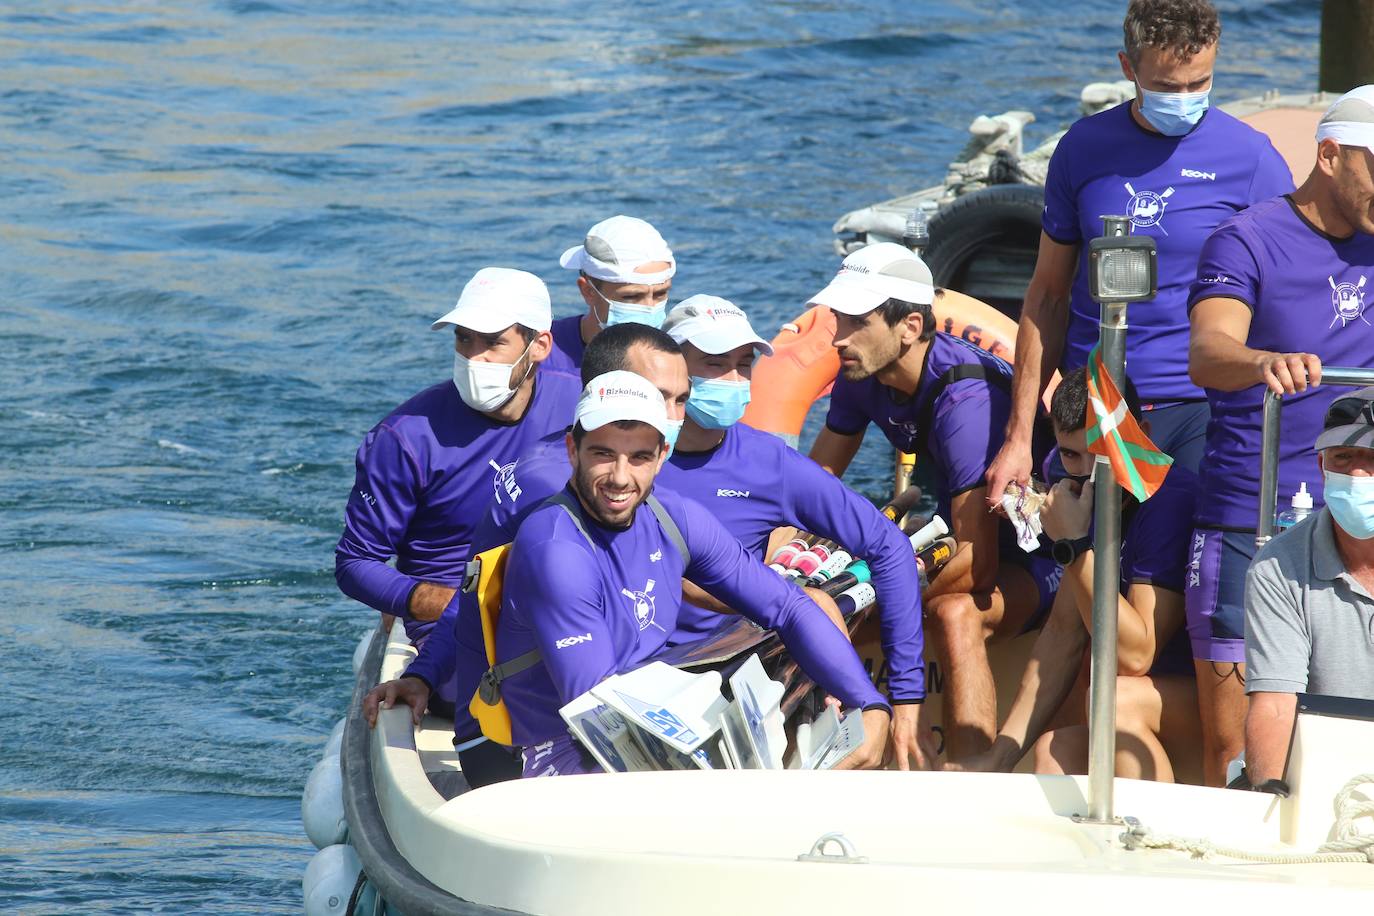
[571,459,642,530]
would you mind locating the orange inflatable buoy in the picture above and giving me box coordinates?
[742,290,1020,443]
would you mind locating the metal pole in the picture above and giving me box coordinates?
[1085,215,1131,824]
[1256,390,1284,550]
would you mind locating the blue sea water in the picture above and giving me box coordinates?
[0,1,1318,911]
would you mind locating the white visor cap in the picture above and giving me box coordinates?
[559,215,676,286]
[810,242,935,315]
[431,267,552,334]
[575,370,674,440]
[661,295,774,357]
[1317,84,1374,154]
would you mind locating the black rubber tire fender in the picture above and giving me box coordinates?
[923,183,1045,317]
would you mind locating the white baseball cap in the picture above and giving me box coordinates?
[559,215,676,286]
[1317,84,1374,155]
[575,370,674,440]
[809,242,935,315]
[431,267,552,334]
[661,295,774,357]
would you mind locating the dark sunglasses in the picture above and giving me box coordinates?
[1323,395,1374,430]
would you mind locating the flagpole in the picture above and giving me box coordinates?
[1085,215,1131,824]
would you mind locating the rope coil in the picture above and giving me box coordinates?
[1120,773,1374,866]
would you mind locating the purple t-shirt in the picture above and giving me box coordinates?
[333,371,580,642]
[659,423,925,701]
[497,486,889,747]
[544,314,586,374]
[1188,196,1374,530]
[1044,103,1293,402]
[1119,465,1199,677]
[826,332,1014,526]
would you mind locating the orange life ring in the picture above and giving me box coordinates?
[743,290,1020,441]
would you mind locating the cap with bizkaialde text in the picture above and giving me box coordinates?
[1316,84,1374,155]
[575,370,674,439]
[431,267,552,334]
[661,295,774,356]
[559,215,676,286]
[1316,386,1374,451]
[809,242,935,315]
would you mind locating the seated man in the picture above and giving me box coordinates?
[500,371,893,777]
[335,268,580,685]
[545,215,676,372]
[657,295,929,768]
[1243,388,1374,788]
[807,243,1058,760]
[364,322,691,787]
[953,369,1201,782]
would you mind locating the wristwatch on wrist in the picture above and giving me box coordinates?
[1052,534,1093,566]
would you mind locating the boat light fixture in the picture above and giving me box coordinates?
[1088,222,1156,303]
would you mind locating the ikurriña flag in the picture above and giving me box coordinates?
[1085,344,1172,500]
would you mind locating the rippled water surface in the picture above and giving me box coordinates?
[0,1,1318,910]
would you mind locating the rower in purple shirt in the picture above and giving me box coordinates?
[363,323,692,787]
[807,243,1060,762]
[544,215,676,374]
[333,267,580,707]
[986,0,1293,500]
[497,371,892,777]
[950,368,1201,783]
[656,295,931,769]
[1185,84,1374,786]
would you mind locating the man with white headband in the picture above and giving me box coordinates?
[986,0,1292,499]
[807,243,1062,763]
[334,267,580,707]
[1184,83,1374,785]
[491,371,892,777]
[657,295,931,769]
[545,215,676,372]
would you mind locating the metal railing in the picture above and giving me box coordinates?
[1256,366,1374,548]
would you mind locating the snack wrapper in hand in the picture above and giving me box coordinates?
[1001,480,1048,553]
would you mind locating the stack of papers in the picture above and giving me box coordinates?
[559,656,865,773]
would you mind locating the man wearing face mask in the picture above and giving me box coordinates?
[1185,85,1374,785]
[334,267,581,673]
[985,0,1292,503]
[656,296,931,768]
[362,323,692,788]
[1242,390,1374,790]
[544,215,676,373]
[495,371,892,777]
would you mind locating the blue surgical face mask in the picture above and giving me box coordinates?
[592,284,666,329]
[686,377,751,430]
[1136,85,1210,136]
[662,418,683,453]
[1323,470,1374,539]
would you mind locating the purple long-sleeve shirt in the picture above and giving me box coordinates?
[333,372,579,643]
[658,422,925,701]
[496,485,889,747]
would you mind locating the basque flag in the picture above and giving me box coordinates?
[1085,344,1172,501]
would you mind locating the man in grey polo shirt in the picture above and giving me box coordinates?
[1243,388,1374,787]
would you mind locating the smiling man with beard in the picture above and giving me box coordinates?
[492,370,893,777]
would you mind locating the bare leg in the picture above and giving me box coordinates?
[1112,675,1174,782]
[1194,659,1247,786]
[926,566,1041,759]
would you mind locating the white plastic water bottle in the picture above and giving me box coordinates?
[1275,482,1313,532]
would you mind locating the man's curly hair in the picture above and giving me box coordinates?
[1123,0,1221,65]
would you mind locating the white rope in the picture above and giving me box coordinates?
[1120,773,1374,865]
